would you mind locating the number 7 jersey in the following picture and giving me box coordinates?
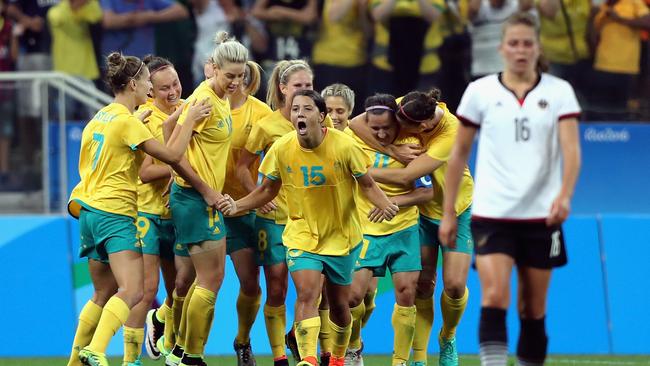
[68,103,153,219]
[457,73,581,220]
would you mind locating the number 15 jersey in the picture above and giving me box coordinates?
[457,73,580,220]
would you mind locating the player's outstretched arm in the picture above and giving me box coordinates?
[218,176,282,216]
[390,186,434,208]
[371,153,443,186]
[139,155,172,184]
[357,173,399,222]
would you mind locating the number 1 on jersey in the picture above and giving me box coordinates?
[91,132,105,170]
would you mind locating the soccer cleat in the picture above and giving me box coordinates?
[343,344,364,366]
[438,333,459,366]
[234,340,257,366]
[79,347,109,366]
[320,352,331,366]
[297,356,318,366]
[179,354,207,366]
[285,329,301,362]
[145,309,165,360]
[157,335,172,358]
[165,344,184,366]
[122,357,142,366]
[274,357,290,366]
[328,355,345,366]
[410,361,427,366]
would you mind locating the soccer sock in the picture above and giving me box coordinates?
[123,327,144,363]
[184,286,216,355]
[67,301,103,366]
[87,296,130,354]
[157,301,170,324]
[391,304,417,365]
[163,297,176,350]
[479,307,508,366]
[177,283,196,349]
[361,288,377,327]
[235,289,262,344]
[440,287,469,340]
[328,318,351,358]
[318,309,332,354]
[263,304,287,358]
[348,302,365,350]
[516,317,547,366]
[295,316,321,363]
[412,296,434,362]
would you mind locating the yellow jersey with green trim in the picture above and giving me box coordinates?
[68,103,153,219]
[346,128,421,235]
[312,0,366,67]
[136,99,176,218]
[259,128,369,255]
[224,95,273,216]
[174,80,233,191]
[369,0,445,74]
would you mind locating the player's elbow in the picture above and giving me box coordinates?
[418,188,435,203]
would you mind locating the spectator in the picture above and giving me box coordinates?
[154,0,194,97]
[468,0,534,78]
[537,0,593,106]
[312,0,370,115]
[368,0,445,97]
[190,0,230,86]
[99,0,188,60]
[47,0,102,119]
[591,0,650,120]
[7,0,57,175]
[0,0,18,188]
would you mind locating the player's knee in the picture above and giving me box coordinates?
[394,284,416,307]
[482,286,508,308]
[267,279,287,304]
[123,288,144,308]
[141,281,159,305]
[92,287,117,307]
[296,286,319,306]
[416,278,435,298]
[349,285,366,307]
[516,316,548,363]
[442,277,466,298]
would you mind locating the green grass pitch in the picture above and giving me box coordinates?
[1,355,649,366]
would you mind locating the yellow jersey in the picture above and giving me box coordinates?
[260,128,369,255]
[347,129,421,235]
[370,0,445,74]
[224,95,273,216]
[538,0,591,64]
[136,100,175,218]
[68,103,153,219]
[312,0,366,67]
[174,80,233,191]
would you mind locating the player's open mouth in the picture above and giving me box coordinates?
[297,121,307,135]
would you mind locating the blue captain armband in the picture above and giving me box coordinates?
[414,175,433,189]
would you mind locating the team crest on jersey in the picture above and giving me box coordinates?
[286,166,293,173]
[538,99,549,109]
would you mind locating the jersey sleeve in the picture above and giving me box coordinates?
[456,81,483,128]
[414,174,433,189]
[245,121,268,155]
[122,116,154,150]
[424,113,457,162]
[259,142,281,180]
[556,80,581,122]
[346,140,371,178]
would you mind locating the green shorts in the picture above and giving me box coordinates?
[255,217,286,266]
[136,212,176,260]
[169,183,227,251]
[356,224,421,277]
[225,212,256,255]
[286,245,361,286]
[419,206,474,254]
[79,207,140,262]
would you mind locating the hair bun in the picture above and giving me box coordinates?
[214,31,233,45]
[107,52,126,69]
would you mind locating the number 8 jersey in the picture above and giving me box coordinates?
[456,73,580,220]
[68,103,153,219]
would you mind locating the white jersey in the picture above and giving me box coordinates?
[457,73,580,220]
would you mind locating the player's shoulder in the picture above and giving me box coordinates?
[247,95,273,114]
[274,129,297,146]
[328,127,358,145]
[539,73,574,94]
[469,73,500,91]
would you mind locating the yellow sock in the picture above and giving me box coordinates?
[440,287,469,340]
[235,289,262,344]
[177,283,196,349]
[328,318,351,358]
[295,316,321,361]
[412,296,434,362]
[318,309,331,354]
[348,302,365,350]
[87,296,130,354]
[184,286,216,355]
[391,304,416,365]
[263,304,286,358]
[67,301,103,366]
[163,296,176,350]
[361,288,377,327]
[123,327,144,363]
[157,301,170,324]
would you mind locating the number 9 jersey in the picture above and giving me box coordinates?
[456,73,581,220]
[68,103,153,219]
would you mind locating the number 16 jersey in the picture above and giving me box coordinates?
[456,73,580,220]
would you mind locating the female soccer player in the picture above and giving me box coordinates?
[439,12,581,366]
[220,89,398,366]
[167,31,249,366]
[349,90,475,366]
[66,52,211,366]
[347,93,434,366]
[225,60,273,366]
[321,83,355,131]
[236,59,317,366]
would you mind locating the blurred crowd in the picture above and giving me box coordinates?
[0,0,649,192]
